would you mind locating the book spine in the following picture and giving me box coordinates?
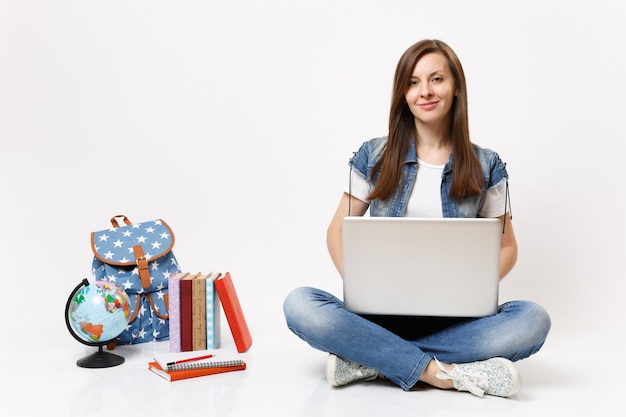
[206,273,221,349]
[168,272,187,353]
[214,272,252,353]
[180,274,195,352]
[191,274,207,351]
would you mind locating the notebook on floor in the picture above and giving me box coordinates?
[341,217,502,317]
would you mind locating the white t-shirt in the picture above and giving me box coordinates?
[346,160,508,218]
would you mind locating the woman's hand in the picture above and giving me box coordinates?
[498,212,518,280]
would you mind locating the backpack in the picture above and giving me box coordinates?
[91,215,181,346]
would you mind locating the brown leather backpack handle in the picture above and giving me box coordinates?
[110,215,132,228]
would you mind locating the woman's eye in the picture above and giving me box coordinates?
[432,76,443,83]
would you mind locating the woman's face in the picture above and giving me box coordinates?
[404,52,456,127]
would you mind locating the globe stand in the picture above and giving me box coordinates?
[76,345,125,368]
[65,278,129,369]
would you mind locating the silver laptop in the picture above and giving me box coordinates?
[342,217,502,317]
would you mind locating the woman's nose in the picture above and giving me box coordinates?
[419,83,433,97]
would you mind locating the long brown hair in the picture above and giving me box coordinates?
[368,39,483,201]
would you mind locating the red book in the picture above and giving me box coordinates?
[214,272,252,352]
[148,360,246,382]
[180,273,196,352]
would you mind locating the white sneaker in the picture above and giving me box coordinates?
[326,354,378,387]
[435,357,522,398]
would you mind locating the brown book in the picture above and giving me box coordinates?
[191,272,207,351]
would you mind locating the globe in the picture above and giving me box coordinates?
[65,278,131,368]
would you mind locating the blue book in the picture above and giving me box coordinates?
[206,272,221,349]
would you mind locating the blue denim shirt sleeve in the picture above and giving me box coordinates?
[476,145,509,189]
[349,136,388,181]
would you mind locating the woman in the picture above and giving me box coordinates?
[282,39,551,398]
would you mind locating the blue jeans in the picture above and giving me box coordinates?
[283,286,551,391]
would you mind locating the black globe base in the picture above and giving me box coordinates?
[76,345,125,368]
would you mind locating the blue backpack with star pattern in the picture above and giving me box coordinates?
[91,215,181,346]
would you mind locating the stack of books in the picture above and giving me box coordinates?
[168,271,252,354]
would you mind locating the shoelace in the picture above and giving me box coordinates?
[434,357,487,398]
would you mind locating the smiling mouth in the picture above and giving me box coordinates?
[419,101,438,109]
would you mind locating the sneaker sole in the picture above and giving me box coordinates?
[325,354,340,386]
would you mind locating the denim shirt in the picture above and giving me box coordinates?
[349,136,509,218]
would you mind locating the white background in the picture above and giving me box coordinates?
[1,0,624,401]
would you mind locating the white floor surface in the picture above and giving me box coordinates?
[3,323,622,416]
